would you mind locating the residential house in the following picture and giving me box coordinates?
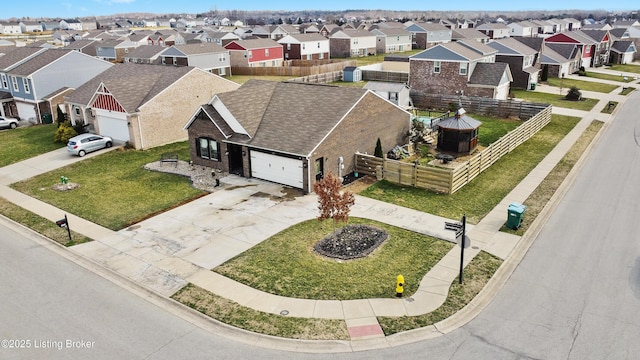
[319,24,341,37]
[541,43,582,78]
[547,19,569,33]
[40,21,60,31]
[612,20,640,29]
[610,40,636,64]
[123,45,166,65]
[184,80,411,193]
[4,49,112,122]
[545,29,611,68]
[488,38,540,90]
[581,23,612,31]
[19,21,43,33]
[301,23,320,34]
[452,28,490,44]
[530,20,555,36]
[0,47,46,118]
[63,39,98,56]
[329,29,377,58]
[0,22,22,34]
[508,21,536,37]
[160,43,231,76]
[95,38,139,62]
[278,33,330,60]
[267,24,300,40]
[209,31,241,47]
[409,41,512,99]
[363,81,411,108]
[224,39,284,67]
[64,63,239,149]
[405,22,452,49]
[476,22,510,39]
[60,19,83,31]
[563,18,582,31]
[370,27,412,53]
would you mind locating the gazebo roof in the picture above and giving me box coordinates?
[438,108,481,130]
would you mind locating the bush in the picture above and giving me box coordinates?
[374,138,384,158]
[565,86,582,101]
[54,122,78,143]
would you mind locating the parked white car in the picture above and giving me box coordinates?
[67,133,113,157]
[0,116,19,129]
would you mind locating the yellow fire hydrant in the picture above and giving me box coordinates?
[396,275,404,297]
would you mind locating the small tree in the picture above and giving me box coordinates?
[409,118,427,145]
[374,138,384,158]
[565,86,582,101]
[314,172,355,228]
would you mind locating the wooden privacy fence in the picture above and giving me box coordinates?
[354,104,552,194]
[232,60,355,77]
[361,70,409,83]
[288,71,343,84]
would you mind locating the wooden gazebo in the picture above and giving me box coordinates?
[437,108,481,154]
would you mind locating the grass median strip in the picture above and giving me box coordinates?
[511,90,597,111]
[214,217,453,300]
[361,115,581,224]
[501,120,604,235]
[0,197,91,247]
[171,283,350,340]
[545,77,619,93]
[377,251,502,335]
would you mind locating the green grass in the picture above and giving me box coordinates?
[501,120,604,235]
[473,114,522,146]
[10,142,205,230]
[0,124,63,167]
[334,50,421,67]
[621,86,636,96]
[584,71,635,83]
[214,217,454,300]
[360,115,581,224]
[172,283,350,340]
[511,90,597,111]
[601,101,618,114]
[0,197,91,247]
[545,77,619,93]
[378,251,502,335]
[607,64,640,74]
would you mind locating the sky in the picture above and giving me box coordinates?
[3,0,637,20]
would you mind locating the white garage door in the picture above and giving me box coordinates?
[16,101,37,122]
[250,151,303,188]
[95,109,129,142]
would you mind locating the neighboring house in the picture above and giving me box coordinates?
[160,43,231,76]
[508,21,535,37]
[122,45,166,65]
[488,38,540,90]
[60,19,83,31]
[409,41,512,99]
[63,39,98,56]
[19,21,43,33]
[329,29,377,58]
[541,42,582,78]
[530,20,555,35]
[278,33,330,60]
[363,81,411,108]
[547,19,569,33]
[563,18,582,31]
[64,63,239,149]
[0,47,47,118]
[612,20,640,29]
[476,22,510,39]
[4,49,112,123]
[609,40,636,64]
[0,22,22,34]
[319,24,341,37]
[209,30,241,47]
[224,39,284,67]
[40,21,60,31]
[184,80,411,193]
[370,27,412,53]
[545,30,611,68]
[267,24,300,40]
[405,22,452,49]
[452,28,490,43]
[95,38,139,62]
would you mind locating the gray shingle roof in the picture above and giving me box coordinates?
[364,81,407,92]
[411,42,485,61]
[172,42,226,55]
[488,38,537,56]
[611,40,634,53]
[468,62,510,86]
[65,63,193,112]
[8,49,72,76]
[123,45,166,58]
[438,109,481,130]
[218,80,369,155]
[0,47,44,71]
[544,43,579,60]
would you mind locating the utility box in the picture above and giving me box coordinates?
[507,202,527,229]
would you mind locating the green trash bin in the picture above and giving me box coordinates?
[507,203,527,229]
[530,83,537,90]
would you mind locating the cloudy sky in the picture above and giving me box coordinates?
[4,0,635,19]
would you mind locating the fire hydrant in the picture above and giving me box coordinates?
[396,275,404,297]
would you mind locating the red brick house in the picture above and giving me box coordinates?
[184,80,411,193]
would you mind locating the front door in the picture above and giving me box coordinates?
[315,157,324,181]
[227,143,244,176]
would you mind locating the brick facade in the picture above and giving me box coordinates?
[409,59,469,96]
[329,38,351,58]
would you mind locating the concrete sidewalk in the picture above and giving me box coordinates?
[1,74,637,347]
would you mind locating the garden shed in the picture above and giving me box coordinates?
[437,108,481,154]
[342,66,362,82]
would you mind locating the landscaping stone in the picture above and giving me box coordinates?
[314,224,388,260]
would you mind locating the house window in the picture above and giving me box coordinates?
[265,48,269,57]
[218,53,226,62]
[124,48,128,53]
[0,74,7,89]
[319,53,324,60]
[389,92,398,102]
[162,57,166,65]
[173,57,177,65]
[459,62,468,75]
[248,50,252,59]
[23,78,30,93]
[317,42,320,48]
[287,43,291,50]
[219,67,226,76]
[302,43,306,50]
[74,107,81,116]
[197,138,220,161]
[11,76,19,92]
[434,61,441,73]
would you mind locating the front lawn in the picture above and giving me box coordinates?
[584,71,635,83]
[214,217,454,300]
[360,115,581,224]
[511,90,597,111]
[10,142,205,230]
[0,124,62,167]
[607,64,640,74]
[545,77,618,93]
